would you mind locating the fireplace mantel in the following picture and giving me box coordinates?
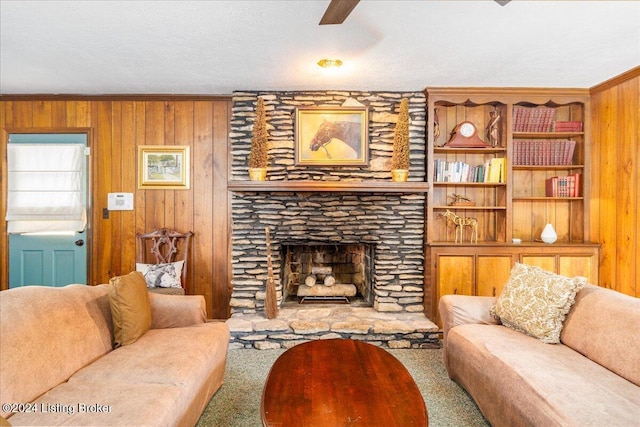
[227,180,429,193]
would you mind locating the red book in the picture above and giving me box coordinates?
[564,140,576,165]
[514,141,521,165]
[546,176,558,197]
[568,175,575,198]
[553,121,583,132]
[513,107,523,132]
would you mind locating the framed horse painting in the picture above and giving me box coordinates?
[295,107,369,166]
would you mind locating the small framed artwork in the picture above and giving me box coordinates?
[138,145,190,189]
[295,107,369,166]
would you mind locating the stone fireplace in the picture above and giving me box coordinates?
[229,191,426,314]
[226,90,439,349]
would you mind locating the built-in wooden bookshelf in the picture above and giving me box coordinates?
[424,87,598,320]
[425,87,592,245]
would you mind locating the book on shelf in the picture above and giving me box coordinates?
[553,121,583,132]
[434,160,473,183]
[513,106,556,132]
[486,157,506,183]
[513,139,575,166]
[545,173,581,197]
[433,160,487,183]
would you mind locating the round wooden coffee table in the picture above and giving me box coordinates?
[261,339,428,426]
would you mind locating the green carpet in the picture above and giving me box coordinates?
[196,347,489,426]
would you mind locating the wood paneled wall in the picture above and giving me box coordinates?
[590,67,640,297]
[2,69,638,318]
[0,97,233,318]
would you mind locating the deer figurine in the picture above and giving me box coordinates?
[440,209,478,244]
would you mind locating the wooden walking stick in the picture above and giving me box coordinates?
[265,227,278,319]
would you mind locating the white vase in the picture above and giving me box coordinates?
[541,223,558,244]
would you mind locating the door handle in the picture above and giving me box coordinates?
[75,239,84,247]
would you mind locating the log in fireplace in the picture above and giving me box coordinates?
[281,243,375,306]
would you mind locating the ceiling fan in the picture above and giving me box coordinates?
[319,0,511,25]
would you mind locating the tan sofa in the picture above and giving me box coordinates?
[0,283,230,426]
[439,284,640,427]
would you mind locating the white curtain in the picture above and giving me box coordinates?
[6,144,87,233]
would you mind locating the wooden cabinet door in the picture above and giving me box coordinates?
[437,255,474,297]
[476,255,513,297]
[520,253,597,284]
[435,254,473,326]
[521,255,556,273]
[559,255,598,284]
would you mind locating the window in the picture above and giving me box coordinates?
[6,143,87,233]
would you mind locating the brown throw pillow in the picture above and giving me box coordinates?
[490,263,586,344]
[108,271,152,347]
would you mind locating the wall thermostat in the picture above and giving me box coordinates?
[107,193,134,211]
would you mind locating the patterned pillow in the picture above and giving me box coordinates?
[490,263,586,344]
[136,261,184,289]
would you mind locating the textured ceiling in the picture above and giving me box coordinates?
[1,0,639,95]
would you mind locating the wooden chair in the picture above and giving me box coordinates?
[136,228,193,295]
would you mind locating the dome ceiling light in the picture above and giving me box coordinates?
[317,59,343,68]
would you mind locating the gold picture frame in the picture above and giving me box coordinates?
[295,107,369,166]
[138,145,190,189]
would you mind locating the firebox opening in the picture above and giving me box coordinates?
[281,242,375,307]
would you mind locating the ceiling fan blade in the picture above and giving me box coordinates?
[319,0,360,25]
[495,0,511,5]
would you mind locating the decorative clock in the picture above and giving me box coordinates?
[445,121,489,148]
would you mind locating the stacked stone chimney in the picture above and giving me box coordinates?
[229,90,426,317]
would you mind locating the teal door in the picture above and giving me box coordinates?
[7,133,89,287]
[9,232,87,287]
